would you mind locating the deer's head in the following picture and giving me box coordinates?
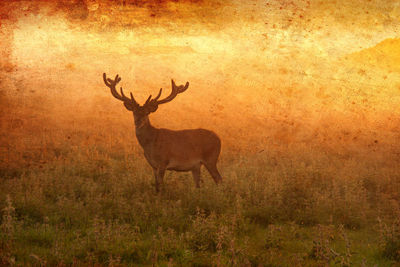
[103,73,189,127]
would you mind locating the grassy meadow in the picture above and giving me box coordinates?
[1,96,400,266]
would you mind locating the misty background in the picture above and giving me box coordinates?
[1,0,400,169]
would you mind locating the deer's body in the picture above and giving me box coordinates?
[103,73,222,192]
[137,125,221,172]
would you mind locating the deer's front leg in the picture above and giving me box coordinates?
[153,168,165,193]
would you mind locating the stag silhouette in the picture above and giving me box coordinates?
[103,73,222,192]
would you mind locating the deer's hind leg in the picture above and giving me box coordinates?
[203,161,222,184]
[202,142,222,184]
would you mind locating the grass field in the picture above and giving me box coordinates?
[1,100,400,266]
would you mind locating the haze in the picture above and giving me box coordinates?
[1,0,400,165]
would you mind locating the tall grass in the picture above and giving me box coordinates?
[1,98,400,265]
[1,145,400,265]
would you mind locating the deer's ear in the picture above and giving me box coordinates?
[123,102,134,111]
[146,103,158,113]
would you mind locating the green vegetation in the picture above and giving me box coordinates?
[1,142,399,266]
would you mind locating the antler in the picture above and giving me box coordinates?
[103,73,138,105]
[103,74,188,108]
[153,79,189,105]
[144,88,163,105]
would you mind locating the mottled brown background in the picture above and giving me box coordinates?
[1,0,400,169]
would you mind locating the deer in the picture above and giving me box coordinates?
[102,73,223,192]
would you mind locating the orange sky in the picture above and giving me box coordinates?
[1,0,400,154]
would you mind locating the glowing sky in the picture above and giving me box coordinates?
[1,0,400,143]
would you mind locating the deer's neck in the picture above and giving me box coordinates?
[134,116,157,149]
